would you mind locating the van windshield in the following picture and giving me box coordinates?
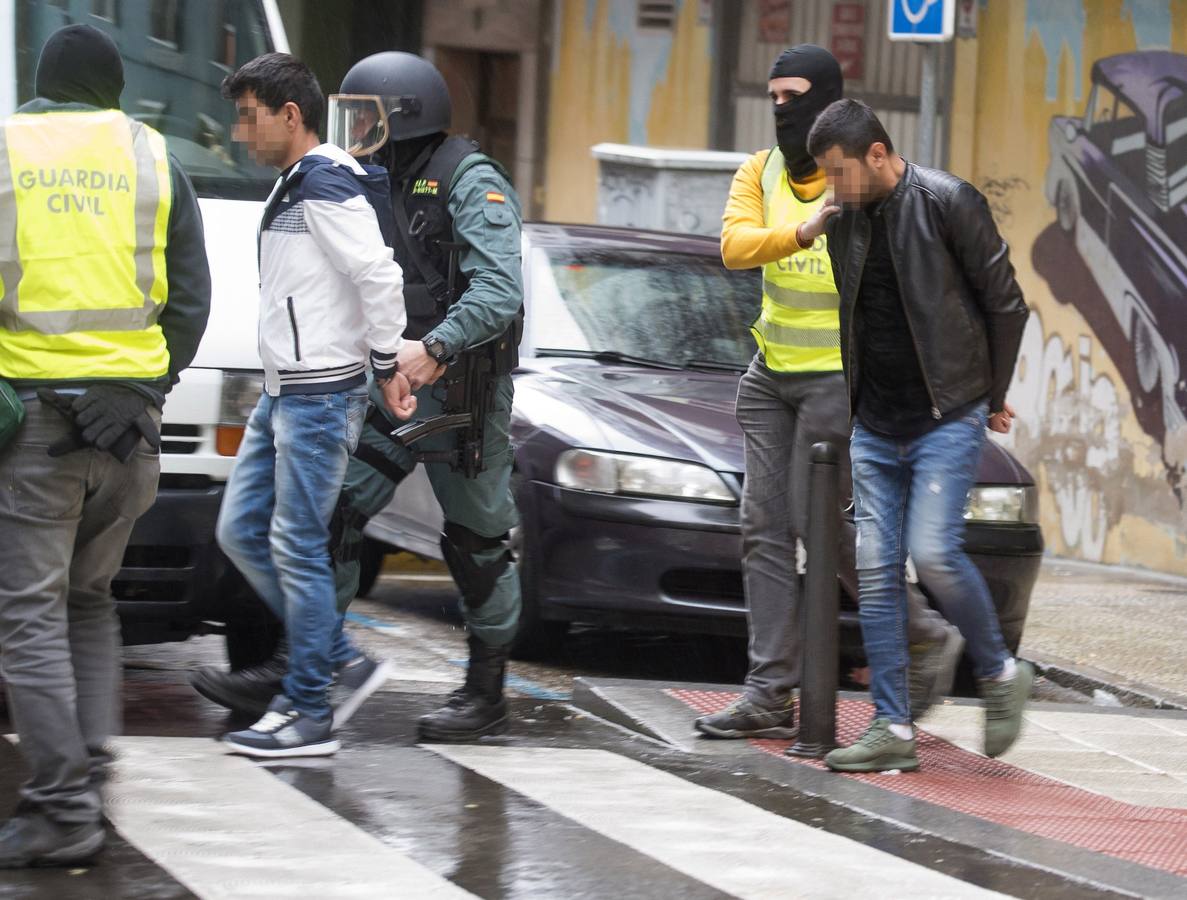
[15,0,277,201]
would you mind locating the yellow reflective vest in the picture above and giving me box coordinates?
[0,108,172,381]
[752,147,842,373]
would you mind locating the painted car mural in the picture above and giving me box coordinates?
[1044,51,1187,446]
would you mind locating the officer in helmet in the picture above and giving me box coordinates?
[328,52,524,741]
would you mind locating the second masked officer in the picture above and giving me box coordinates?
[326,52,524,741]
[695,45,958,741]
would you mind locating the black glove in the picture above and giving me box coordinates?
[38,385,161,463]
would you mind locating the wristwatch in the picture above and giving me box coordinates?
[423,336,451,365]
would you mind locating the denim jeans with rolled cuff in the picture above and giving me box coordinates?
[850,402,1010,724]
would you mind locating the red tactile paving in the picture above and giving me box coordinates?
[669,689,1187,877]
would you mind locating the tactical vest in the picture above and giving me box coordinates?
[393,135,521,352]
[753,147,842,374]
[0,108,172,381]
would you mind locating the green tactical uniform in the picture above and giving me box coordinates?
[334,157,523,648]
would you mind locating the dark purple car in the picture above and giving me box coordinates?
[1044,51,1187,437]
[365,223,1044,659]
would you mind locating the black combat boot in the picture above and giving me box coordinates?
[190,639,288,718]
[418,635,510,741]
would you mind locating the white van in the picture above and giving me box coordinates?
[4,0,294,665]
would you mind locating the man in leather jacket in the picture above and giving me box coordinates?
[798,99,1032,773]
[696,45,961,743]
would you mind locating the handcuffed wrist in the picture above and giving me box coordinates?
[371,349,398,382]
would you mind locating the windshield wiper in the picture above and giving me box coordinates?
[534,348,682,370]
[682,359,747,373]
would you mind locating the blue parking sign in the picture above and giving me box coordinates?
[887,0,955,42]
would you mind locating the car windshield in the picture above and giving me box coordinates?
[529,245,762,370]
[15,0,276,201]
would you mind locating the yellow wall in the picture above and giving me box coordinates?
[951,0,1187,573]
[542,0,712,223]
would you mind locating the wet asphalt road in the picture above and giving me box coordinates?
[343,571,1086,705]
[0,571,1110,900]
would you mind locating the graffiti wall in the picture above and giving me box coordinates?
[542,0,713,223]
[950,0,1187,572]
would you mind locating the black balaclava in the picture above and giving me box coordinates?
[35,24,124,109]
[381,132,445,183]
[769,44,843,181]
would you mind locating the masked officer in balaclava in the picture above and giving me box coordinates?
[695,45,960,741]
[328,52,524,742]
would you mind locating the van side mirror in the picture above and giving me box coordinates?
[1065,121,1082,143]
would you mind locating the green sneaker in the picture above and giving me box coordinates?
[979,659,1035,758]
[824,718,919,773]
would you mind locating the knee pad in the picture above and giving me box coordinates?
[440,521,512,611]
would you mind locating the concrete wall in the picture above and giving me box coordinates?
[422,0,543,215]
[542,0,713,223]
[949,0,1187,574]
[730,0,942,163]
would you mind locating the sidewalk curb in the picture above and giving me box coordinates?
[1023,650,1187,711]
[570,677,1186,899]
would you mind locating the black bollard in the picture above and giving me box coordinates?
[787,441,840,758]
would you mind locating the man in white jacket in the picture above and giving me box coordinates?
[213,53,413,757]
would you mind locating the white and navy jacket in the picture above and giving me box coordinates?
[257,143,404,396]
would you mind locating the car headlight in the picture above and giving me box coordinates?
[964,485,1038,524]
[555,449,735,504]
[217,371,265,456]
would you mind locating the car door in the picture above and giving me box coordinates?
[1104,90,1187,420]
[1077,82,1138,245]
[364,465,445,559]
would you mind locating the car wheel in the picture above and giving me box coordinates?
[509,476,569,661]
[1132,311,1162,395]
[1055,177,1079,233]
[357,537,386,599]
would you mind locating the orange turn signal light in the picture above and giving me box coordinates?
[216,425,245,457]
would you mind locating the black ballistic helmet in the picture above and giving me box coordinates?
[329,52,451,156]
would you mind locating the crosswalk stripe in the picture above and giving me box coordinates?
[105,737,476,900]
[430,746,1008,900]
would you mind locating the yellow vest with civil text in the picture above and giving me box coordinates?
[753,147,841,373]
[0,108,172,381]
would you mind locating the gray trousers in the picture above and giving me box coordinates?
[736,358,948,707]
[335,375,521,647]
[0,401,158,825]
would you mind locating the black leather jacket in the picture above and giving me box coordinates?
[824,162,1028,418]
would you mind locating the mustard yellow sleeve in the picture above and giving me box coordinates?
[720,150,802,270]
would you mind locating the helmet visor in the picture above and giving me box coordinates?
[329,94,426,157]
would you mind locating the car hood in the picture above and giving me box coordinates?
[514,358,1034,485]
[516,359,747,473]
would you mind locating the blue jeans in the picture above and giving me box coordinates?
[851,403,1010,724]
[217,387,368,719]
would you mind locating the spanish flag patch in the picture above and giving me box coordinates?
[486,191,506,203]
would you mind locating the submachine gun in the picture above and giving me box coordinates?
[379,228,521,480]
